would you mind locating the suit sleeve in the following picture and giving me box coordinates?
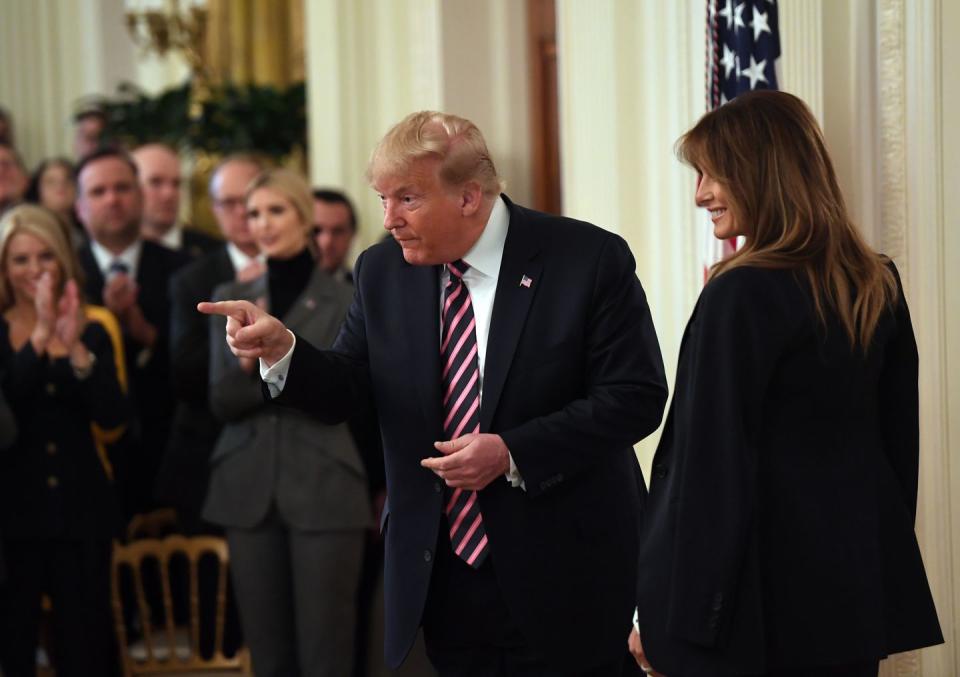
[877,263,920,521]
[499,235,668,497]
[662,270,796,648]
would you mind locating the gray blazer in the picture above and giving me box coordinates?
[203,268,373,531]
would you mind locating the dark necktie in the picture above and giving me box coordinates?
[108,259,129,277]
[440,260,489,568]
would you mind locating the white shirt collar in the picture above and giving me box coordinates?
[226,242,264,274]
[460,195,509,278]
[90,239,143,280]
[159,222,183,250]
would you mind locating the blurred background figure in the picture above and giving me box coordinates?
[0,204,128,676]
[205,169,371,677]
[311,188,357,284]
[0,144,27,218]
[25,157,83,249]
[161,153,264,535]
[132,143,219,259]
[0,108,13,146]
[75,147,189,519]
[72,106,107,161]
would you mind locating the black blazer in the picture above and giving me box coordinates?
[155,245,235,526]
[78,239,190,513]
[181,227,222,260]
[636,265,943,675]
[0,320,128,540]
[275,196,668,671]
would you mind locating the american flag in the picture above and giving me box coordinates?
[701,0,781,282]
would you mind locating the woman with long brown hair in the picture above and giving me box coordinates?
[629,90,942,676]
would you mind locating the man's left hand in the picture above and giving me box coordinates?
[628,627,664,676]
[422,433,510,491]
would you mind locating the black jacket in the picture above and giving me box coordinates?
[636,264,943,675]
[274,196,668,672]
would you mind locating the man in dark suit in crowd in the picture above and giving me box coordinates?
[158,154,263,533]
[312,188,358,284]
[201,111,667,676]
[133,143,220,260]
[75,148,190,516]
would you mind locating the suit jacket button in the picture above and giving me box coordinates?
[47,476,59,488]
[423,550,432,563]
[45,383,56,395]
[46,442,57,455]
[434,482,442,493]
[653,463,667,479]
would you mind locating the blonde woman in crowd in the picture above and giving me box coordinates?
[205,169,372,677]
[0,204,128,676]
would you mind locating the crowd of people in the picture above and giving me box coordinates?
[0,104,383,676]
[0,89,946,677]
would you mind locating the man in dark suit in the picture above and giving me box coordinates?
[133,143,220,259]
[312,188,358,284]
[75,148,190,516]
[158,155,264,533]
[201,111,668,675]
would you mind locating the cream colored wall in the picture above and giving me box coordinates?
[304,0,532,260]
[0,0,137,168]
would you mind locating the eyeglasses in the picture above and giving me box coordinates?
[213,197,246,211]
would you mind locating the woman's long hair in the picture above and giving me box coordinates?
[677,90,897,350]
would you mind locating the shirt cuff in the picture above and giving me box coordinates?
[259,330,296,398]
[505,452,526,491]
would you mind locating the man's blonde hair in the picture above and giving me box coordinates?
[366,111,503,196]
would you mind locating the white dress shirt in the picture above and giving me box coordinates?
[261,196,525,488]
[225,242,264,274]
[158,222,184,250]
[90,239,143,280]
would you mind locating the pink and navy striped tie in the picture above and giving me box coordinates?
[440,260,489,568]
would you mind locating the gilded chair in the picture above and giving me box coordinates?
[110,535,250,676]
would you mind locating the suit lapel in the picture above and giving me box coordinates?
[480,201,542,432]
[402,262,443,435]
[283,269,342,342]
[79,245,105,304]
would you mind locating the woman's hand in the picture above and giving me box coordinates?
[30,271,56,353]
[54,279,86,351]
[628,627,664,676]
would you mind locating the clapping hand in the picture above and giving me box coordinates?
[628,627,664,676]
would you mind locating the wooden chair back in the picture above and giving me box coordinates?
[110,535,250,675]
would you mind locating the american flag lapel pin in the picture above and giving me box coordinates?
[520,274,533,288]
[304,298,317,310]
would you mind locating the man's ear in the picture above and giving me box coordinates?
[460,182,483,217]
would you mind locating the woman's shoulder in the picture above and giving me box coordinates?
[702,265,802,307]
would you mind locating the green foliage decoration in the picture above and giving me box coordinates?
[97,80,307,158]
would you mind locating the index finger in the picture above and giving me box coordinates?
[197,300,255,321]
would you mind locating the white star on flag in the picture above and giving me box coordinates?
[721,43,736,79]
[733,2,747,33]
[751,6,772,41]
[740,55,768,89]
[719,0,734,29]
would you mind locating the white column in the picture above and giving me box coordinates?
[555,0,706,468]
[0,0,136,166]
[305,0,443,252]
